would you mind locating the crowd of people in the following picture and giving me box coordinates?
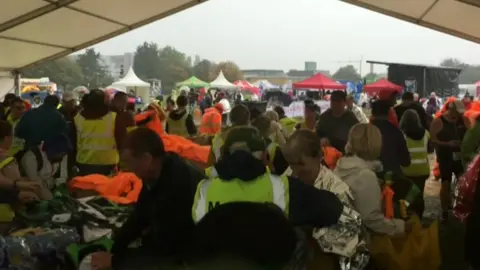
[0,87,479,270]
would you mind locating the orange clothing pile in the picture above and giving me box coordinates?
[135,110,210,165]
[69,172,142,204]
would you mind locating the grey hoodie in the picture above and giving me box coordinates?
[334,155,405,236]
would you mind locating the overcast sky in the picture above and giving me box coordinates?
[87,0,480,75]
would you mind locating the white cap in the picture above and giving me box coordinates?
[448,100,466,114]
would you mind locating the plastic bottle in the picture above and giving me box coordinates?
[382,172,395,219]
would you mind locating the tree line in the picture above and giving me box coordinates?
[21,42,244,92]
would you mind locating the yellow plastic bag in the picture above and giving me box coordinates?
[370,216,441,270]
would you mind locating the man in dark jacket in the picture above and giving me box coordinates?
[371,100,411,176]
[91,127,205,270]
[394,92,429,130]
[316,91,358,153]
[15,95,67,148]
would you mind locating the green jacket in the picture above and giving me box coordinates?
[461,118,480,167]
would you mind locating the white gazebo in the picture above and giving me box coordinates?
[210,71,239,90]
[252,80,277,90]
[108,66,151,104]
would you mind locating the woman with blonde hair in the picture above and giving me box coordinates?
[334,123,408,236]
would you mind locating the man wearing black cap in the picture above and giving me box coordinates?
[316,91,358,153]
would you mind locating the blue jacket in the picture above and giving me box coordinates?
[15,104,68,148]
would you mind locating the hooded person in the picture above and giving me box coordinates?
[193,125,343,229]
[199,103,224,136]
[399,109,431,217]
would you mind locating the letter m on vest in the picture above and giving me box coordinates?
[208,201,221,211]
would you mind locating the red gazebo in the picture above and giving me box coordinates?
[363,78,403,95]
[234,80,260,95]
[292,73,346,90]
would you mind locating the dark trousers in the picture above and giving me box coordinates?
[221,113,228,126]
[76,163,116,177]
[408,175,429,218]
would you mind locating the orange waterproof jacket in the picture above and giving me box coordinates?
[69,172,143,204]
[135,109,210,165]
[199,108,222,136]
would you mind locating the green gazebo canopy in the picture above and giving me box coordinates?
[176,76,210,88]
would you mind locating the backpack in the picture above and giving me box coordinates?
[454,153,480,222]
[14,147,44,176]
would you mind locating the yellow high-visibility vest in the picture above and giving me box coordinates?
[192,172,289,222]
[211,133,224,161]
[74,112,119,165]
[279,117,298,137]
[0,157,16,222]
[402,132,430,176]
[167,114,189,137]
[7,115,24,155]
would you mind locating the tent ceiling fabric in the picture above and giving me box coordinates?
[0,0,205,72]
[341,0,480,44]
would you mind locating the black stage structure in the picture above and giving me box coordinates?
[367,60,463,97]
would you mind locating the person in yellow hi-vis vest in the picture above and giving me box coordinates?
[6,98,26,155]
[192,126,343,229]
[73,90,127,176]
[273,106,298,138]
[166,95,197,138]
[0,121,39,232]
[252,115,289,175]
[207,104,251,166]
[1,93,17,120]
[399,109,432,218]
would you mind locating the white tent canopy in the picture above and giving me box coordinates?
[341,0,480,44]
[110,66,149,90]
[253,79,278,89]
[210,71,238,89]
[0,0,207,72]
[108,66,150,104]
